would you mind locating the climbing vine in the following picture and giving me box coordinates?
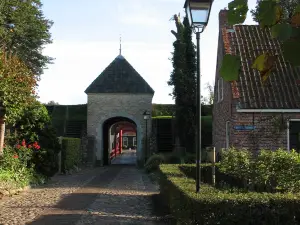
[168,14,197,153]
[220,0,300,83]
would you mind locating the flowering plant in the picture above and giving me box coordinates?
[14,139,41,166]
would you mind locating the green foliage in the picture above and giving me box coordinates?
[0,144,45,191]
[61,137,81,172]
[219,148,252,180]
[283,39,300,66]
[168,15,196,154]
[220,148,300,192]
[256,0,282,27]
[14,100,50,141]
[157,164,300,225]
[145,153,198,173]
[145,154,165,173]
[152,116,173,119]
[0,0,53,75]
[152,104,175,117]
[271,23,293,41]
[227,0,248,25]
[220,55,241,81]
[0,53,37,125]
[5,101,60,177]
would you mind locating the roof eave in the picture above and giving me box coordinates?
[236,109,300,113]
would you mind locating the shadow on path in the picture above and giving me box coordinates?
[24,166,173,225]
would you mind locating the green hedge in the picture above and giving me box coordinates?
[61,137,81,171]
[158,164,300,225]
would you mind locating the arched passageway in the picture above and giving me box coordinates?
[102,117,137,165]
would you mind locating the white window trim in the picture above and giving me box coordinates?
[217,78,224,103]
[133,137,136,146]
[287,119,300,152]
[226,121,230,149]
[123,137,128,146]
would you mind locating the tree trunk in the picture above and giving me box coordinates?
[0,117,5,157]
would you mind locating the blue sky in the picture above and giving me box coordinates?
[38,0,257,105]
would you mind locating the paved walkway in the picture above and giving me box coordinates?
[112,149,137,165]
[0,165,171,225]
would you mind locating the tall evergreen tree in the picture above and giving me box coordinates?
[0,0,53,76]
[168,14,197,153]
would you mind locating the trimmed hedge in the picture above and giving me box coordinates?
[158,164,300,225]
[61,137,81,171]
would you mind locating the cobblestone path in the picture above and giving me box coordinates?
[0,165,171,225]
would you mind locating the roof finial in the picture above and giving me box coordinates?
[119,34,122,55]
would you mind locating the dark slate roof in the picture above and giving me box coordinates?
[85,55,154,94]
[222,25,300,109]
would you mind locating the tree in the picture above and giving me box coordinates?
[168,14,197,153]
[0,0,53,76]
[45,100,59,106]
[220,0,300,83]
[0,52,37,156]
[252,0,300,22]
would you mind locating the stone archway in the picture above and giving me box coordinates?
[102,117,137,165]
[85,53,154,167]
[94,112,145,166]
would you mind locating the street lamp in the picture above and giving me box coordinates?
[143,110,151,163]
[184,0,213,193]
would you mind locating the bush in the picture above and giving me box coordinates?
[7,101,61,177]
[158,164,300,225]
[61,137,81,172]
[145,154,165,173]
[0,145,44,191]
[219,148,300,193]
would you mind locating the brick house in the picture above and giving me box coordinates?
[213,10,300,156]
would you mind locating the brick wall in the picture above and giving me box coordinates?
[231,109,300,151]
[213,10,233,153]
[213,9,300,154]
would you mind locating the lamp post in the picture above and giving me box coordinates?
[184,0,213,193]
[143,110,151,163]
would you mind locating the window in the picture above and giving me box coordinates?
[123,137,128,146]
[226,121,230,149]
[217,78,224,102]
[133,137,136,146]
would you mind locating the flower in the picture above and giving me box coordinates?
[16,144,21,149]
[33,141,40,150]
[21,139,26,147]
[13,155,18,159]
[28,144,32,149]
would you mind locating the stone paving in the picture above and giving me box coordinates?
[0,153,171,225]
[112,149,137,165]
[0,167,106,225]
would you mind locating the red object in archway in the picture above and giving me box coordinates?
[120,129,123,154]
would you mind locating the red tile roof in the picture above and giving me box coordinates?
[222,25,300,109]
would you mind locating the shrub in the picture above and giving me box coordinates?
[219,148,300,193]
[145,154,165,173]
[158,164,300,225]
[61,137,81,172]
[219,148,252,180]
[0,145,44,191]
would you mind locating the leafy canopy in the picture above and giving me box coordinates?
[0,52,37,124]
[221,0,300,83]
[0,0,53,76]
